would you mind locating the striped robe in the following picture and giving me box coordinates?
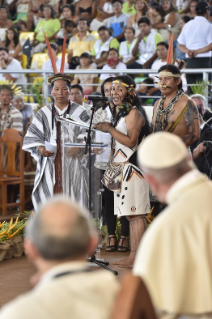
[23,103,90,212]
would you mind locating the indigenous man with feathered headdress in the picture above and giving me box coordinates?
[152,36,200,147]
[23,37,90,212]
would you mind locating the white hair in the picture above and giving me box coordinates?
[190,94,207,108]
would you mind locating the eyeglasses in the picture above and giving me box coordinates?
[112,4,121,7]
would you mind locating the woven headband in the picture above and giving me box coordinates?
[112,80,136,97]
[157,71,181,78]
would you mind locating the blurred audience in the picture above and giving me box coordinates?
[12,95,34,133]
[128,17,163,69]
[107,0,129,41]
[0,5,14,28]
[69,84,91,114]
[56,20,75,51]
[99,48,126,82]
[60,4,79,26]
[147,3,163,30]
[73,52,97,95]
[31,4,61,54]
[91,0,114,31]
[0,27,22,62]
[178,1,212,94]
[127,0,147,37]
[191,94,212,123]
[68,18,96,62]
[91,26,120,68]
[153,0,181,42]
[119,27,137,65]
[15,0,29,21]
[75,0,96,22]
[191,105,212,178]
[0,47,26,87]
[175,15,192,60]
[42,43,69,72]
[0,196,119,319]
[27,0,47,31]
[122,0,137,16]
[187,0,198,17]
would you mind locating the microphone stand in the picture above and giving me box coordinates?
[84,101,118,276]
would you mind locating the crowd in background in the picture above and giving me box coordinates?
[0,0,212,98]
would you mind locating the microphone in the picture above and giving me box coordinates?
[85,95,109,102]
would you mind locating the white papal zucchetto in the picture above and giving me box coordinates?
[138,132,188,169]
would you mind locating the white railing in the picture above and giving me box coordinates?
[1,68,211,106]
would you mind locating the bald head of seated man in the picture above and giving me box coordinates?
[0,196,119,319]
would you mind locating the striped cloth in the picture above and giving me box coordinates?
[0,106,23,136]
[23,103,90,212]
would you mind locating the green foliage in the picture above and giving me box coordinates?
[0,212,30,242]
[30,79,44,109]
[93,218,122,241]
[190,80,209,95]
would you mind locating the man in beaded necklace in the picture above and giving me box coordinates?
[152,64,200,147]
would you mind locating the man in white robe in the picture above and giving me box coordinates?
[133,132,212,319]
[23,74,90,212]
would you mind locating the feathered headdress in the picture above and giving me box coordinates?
[166,34,185,69]
[0,80,22,94]
[44,35,74,84]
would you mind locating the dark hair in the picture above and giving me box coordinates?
[125,26,135,35]
[98,26,109,33]
[149,2,163,14]
[50,80,71,89]
[62,4,75,15]
[39,4,44,12]
[158,64,182,90]
[77,17,90,27]
[43,4,55,18]
[112,0,122,5]
[0,46,9,54]
[142,78,154,85]
[107,48,119,56]
[101,76,115,96]
[157,41,169,50]
[64,20,75,28]
[138,16,150,26]
[112,75,140,113]
[80,52,91,59]
[0,5,8,12]
[5,27,19,47]
[161,0,177,14]
[0,84,14,96]
[100,77,115,109]
[182,15,192,23]
[71,84,83,93]
[49,43,58,51]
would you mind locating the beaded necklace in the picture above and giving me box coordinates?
[155,89,184,131]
